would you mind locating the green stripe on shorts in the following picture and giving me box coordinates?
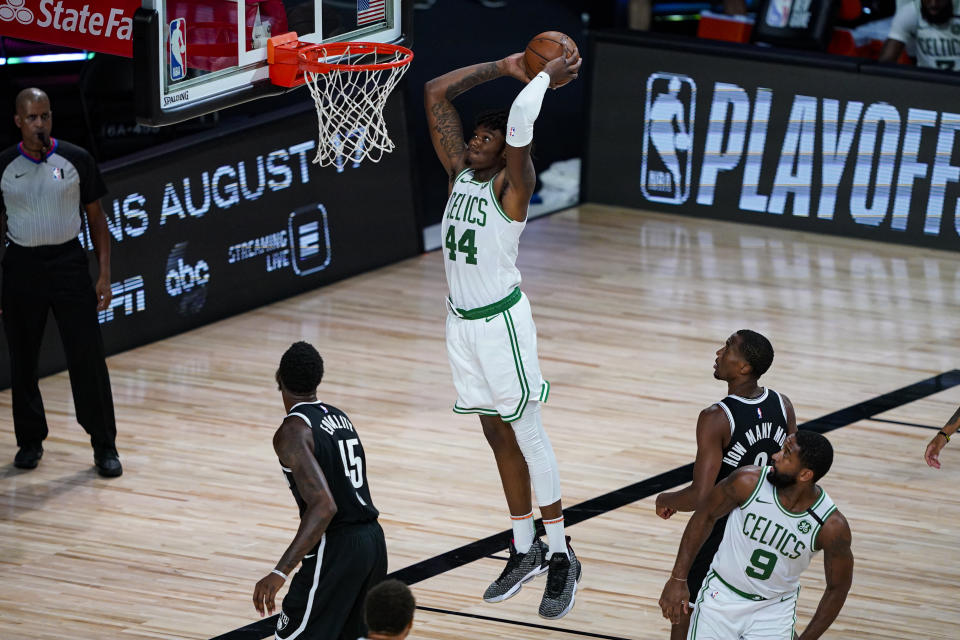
[499,309,530,422]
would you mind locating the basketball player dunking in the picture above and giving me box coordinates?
[424,50,581,619]
[252,342,388,640]
[655,330,797,639]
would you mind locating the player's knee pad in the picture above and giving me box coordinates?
[510,402,561,506]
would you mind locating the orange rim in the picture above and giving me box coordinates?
[297,42,413,74]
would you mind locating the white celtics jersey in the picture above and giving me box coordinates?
[442,168,524,311]
[889,0,960,70]
[709,467,837,599]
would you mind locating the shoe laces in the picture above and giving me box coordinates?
[545,553,570,597]
[496,543,526,581]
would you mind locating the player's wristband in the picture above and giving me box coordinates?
[939,430,951,442]
[669,574,686,582]
[271,569,288,580]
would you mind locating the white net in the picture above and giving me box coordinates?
[304,44,411,169]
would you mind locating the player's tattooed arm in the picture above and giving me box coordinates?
[272,416,338,575]
[797,511,853,640]
[425,61,509,180]
[253,417,337,617]
[656,405,728,517]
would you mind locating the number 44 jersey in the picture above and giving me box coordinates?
[280,401,379,534]
[710,467,837,599]
[442,168,525,311]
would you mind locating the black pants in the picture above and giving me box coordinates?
[277,521,388,640]
[1,239,116,451]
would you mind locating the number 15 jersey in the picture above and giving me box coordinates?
[281,401,379,535]
[442,169,525,311]
[710,468,837,599]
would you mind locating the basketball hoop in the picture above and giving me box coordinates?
[268,34,414,168]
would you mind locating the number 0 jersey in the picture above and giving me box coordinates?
[716,388,789,483]
[442,168,525,311]
[709,467,837,599]
[280,401,379,536]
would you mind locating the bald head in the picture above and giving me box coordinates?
[14,88,52,154]
[15,88,49,116]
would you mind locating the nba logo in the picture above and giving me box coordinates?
[641,72,696,205]
[169,18,187,82]
[288,203,331,276]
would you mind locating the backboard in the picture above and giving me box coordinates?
[134,0,407,126]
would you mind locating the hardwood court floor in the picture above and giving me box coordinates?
[1,204,959,639]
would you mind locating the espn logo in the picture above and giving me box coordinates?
[288,203,331,276]
[98,276,146,324]
[641,72,696,205]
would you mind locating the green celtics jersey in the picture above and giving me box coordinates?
[442,168,524,311]
[709,466,837,599]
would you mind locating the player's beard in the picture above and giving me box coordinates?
[921,2,953,24]
[767,466,797,489]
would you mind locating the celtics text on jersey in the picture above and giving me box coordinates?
[708,466,837,599]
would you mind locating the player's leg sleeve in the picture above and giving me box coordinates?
[509,401,561,505]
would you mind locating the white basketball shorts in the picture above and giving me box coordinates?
[446,292,549,422]
[688,570,799,640]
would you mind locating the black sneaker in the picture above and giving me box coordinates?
[94,448,123,477]
[483,538,548,603]
[538,539,581,619]
[14,444,43,469]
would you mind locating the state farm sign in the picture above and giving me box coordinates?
[0,0,139,57]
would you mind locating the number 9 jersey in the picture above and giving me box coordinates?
[709,467,838,600]
[442,168,524,311]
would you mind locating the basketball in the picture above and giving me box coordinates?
[523,31,578,86]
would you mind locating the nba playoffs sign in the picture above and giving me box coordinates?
[0,0,138,57]
[585,35,960,251]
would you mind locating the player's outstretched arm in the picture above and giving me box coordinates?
[797,511,853,640]
[658,466,760,623]
[925,404,960,469]
[655,405,728,518]
[253,417,338,617]
[424,57,527,182]
[499,51,581,221]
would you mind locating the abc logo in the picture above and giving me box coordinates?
[165,258,210,296]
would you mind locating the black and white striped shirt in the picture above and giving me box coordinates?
[0,138,107,247]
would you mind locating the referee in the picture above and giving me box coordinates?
[1,87,121,477]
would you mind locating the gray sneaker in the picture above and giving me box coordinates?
[538,539,582,619]
[483,538,549,603]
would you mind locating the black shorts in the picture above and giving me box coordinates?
[687,515,728,599]
[276,521,387,640]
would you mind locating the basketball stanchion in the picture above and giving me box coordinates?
[267,33,414,168]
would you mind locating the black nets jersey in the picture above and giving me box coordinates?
[715,388,789,483]
[280,401,378,533]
